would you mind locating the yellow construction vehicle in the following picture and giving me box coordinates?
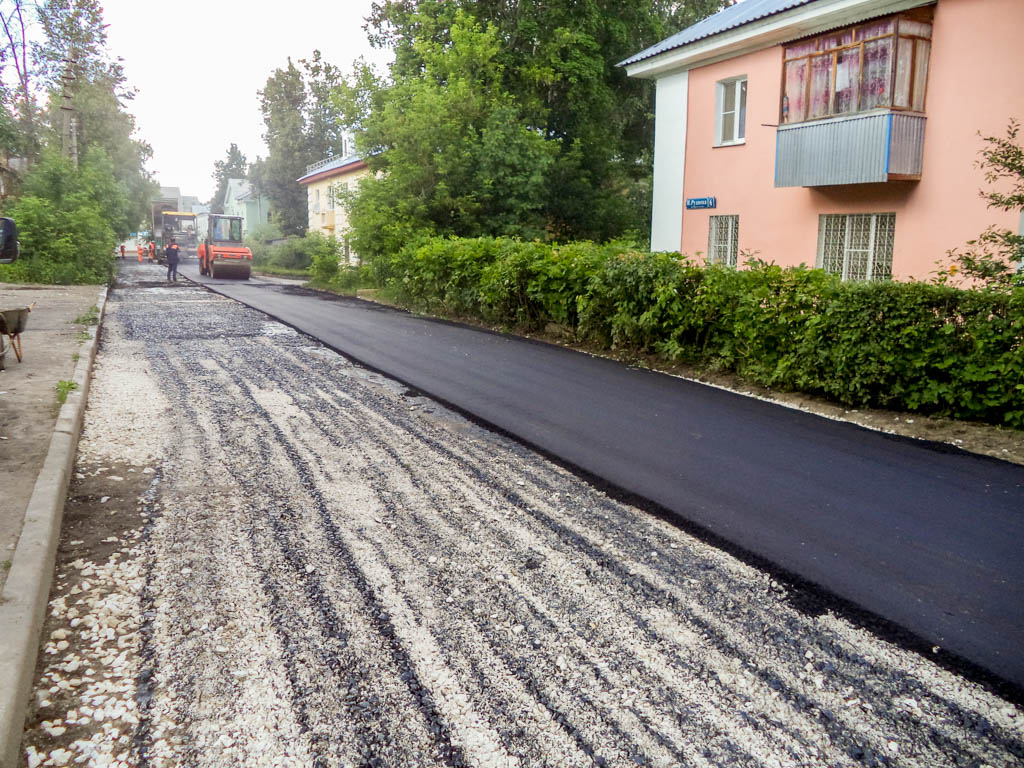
[197,214,252,279]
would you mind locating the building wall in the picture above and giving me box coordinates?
[304,167,370,263]
[676,0,1024,279]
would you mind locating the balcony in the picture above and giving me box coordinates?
[774,111,926,188]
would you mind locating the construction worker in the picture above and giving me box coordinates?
[120,244,125,259]
[137,243,144,262]
[165,238,180,282]
[148,240,156,262]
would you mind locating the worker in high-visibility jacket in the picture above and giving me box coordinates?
[148,241,156,262]
[137,243,144,262]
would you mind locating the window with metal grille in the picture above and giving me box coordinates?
[708,215,739,266]
[817,213,895,280]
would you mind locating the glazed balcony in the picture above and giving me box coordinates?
[774,111,926,187]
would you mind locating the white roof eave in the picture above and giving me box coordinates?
[625,0,934,79]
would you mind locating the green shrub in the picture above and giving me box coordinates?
[374,235,1024,427]
[0,195,114,284]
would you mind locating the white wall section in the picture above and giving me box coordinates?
[651,71,689,252]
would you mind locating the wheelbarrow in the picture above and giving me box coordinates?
[0,304,32,369]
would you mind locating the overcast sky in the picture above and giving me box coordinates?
[100,0,393,202]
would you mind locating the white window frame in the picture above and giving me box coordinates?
[714,76,747,147]
[708,215,740,266]
[817,213,895,281]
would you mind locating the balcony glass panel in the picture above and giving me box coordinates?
[861,38,893,110]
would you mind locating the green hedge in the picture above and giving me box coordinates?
[381,237,1024,427]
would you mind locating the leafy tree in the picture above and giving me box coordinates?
[210,142,247,214]
[1,0,38,154]
[300,50,346,161]
[342,10,555,267]
[0,148,119,283]
[364,0,730,242]
[259,58,311,235]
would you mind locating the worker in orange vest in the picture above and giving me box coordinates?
[148,241,156,262]
[120,244,125,259]
[137,243,144,262]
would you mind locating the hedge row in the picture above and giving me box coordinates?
[383,237,1024,427]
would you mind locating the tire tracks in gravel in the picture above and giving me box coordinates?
[249,341,1023,766]
[96,282,1023,768]
[230,331,1015,768]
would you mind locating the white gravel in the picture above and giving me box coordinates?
[22,264,1024,767]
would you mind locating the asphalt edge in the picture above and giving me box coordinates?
[0,285,108,768]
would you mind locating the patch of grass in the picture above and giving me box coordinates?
[76,329,91,342]
[55,379,78,405]
[1,559,11,571]
[73,305,100,325]
[71,352,80,363]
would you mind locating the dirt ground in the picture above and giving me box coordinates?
[0,283,105,592]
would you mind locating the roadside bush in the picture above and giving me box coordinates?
[0,195,114,284]
[375,235,1024,427]
[0,150,120,285]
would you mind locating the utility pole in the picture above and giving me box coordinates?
[60,58,78,167]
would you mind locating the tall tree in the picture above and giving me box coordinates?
[300,50,345,161]
[0,0,37,154]
[341,10,554,263]
[365,0,730,241]
[259,58,310,235]
[210,142,247,213]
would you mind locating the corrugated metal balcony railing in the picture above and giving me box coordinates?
[775,111,926,188]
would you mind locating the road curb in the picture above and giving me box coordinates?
[0,286,108,768]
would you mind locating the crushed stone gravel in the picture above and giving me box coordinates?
[22,264,1024,767]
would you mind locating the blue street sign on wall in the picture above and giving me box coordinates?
[685,197,716,210]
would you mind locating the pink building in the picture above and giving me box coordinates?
[624,0,1024,280]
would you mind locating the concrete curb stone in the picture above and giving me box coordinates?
[0,285,108,768]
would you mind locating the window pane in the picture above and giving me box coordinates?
[894,37,913,108]
[899,19,932,38]
[820,29,854,50]
[861,37,893,109]
[709,216,739,267]
[737,80,747,140]
[819,215,846,275]
[871,214,895,280]
[809,54,833,119]
[720,81,736,143]
[783,60,808,123]
[912,40,930,111]
[785,40,817,58]
[859,18,895,40]
[834,48,861,114]
[722,80,736,114]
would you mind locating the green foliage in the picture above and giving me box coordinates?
[0,150,118,283]
[211,143,248,214]
[376,235,1024,427]
[55,378,78,405]
[73,304,99,324]
[343,10,555,266]
[364,0,729,242]
[253,231,336,273]
[259,52,348,236]
[939,119,1024,292]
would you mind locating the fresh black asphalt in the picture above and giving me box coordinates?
[182,265,1024,691]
